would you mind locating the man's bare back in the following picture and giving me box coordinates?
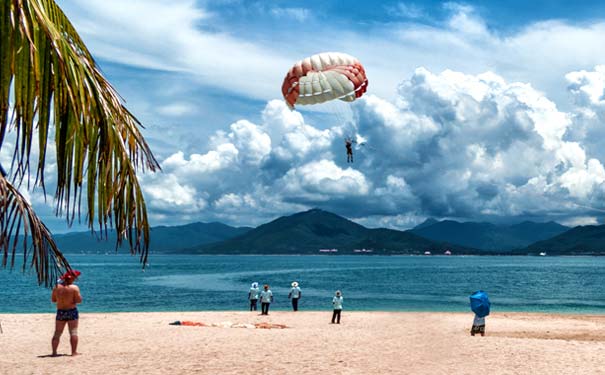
[52,284,82,310]
[51,271,83,356]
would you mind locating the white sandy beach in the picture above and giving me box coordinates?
[1,311,604,375]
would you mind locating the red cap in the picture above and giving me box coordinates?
[60,270,81,281]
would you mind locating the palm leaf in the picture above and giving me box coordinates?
[0,0,161,284]
[0,171,71,286]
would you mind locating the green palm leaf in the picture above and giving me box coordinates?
[0,172,70,286]
[0,0,161,284]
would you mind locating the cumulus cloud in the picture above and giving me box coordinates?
[279,159,370,200]
[143,174,207,212]
[132,65,604,227]
[566,65,605,107]
[7,2,605,231]
[354,66,605,223]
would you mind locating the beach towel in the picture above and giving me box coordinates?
[169,321,287,329]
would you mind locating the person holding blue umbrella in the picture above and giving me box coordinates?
[469,290,490,336]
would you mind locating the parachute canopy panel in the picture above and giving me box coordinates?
[282,52,368,109]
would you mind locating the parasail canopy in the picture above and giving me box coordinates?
[282,52,368,109]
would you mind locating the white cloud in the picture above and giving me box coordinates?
[163,144,239,176]
[142,174,207,213]
[228,120,272,166]
[387,3,425,19]
[269,7,311,22]
[130,65,605,228]
[60,1,605,108]
[559,159,605,199]
[566,65,605,106]
[29,0,605,229]
[157,103,197,117]
[559,216,599,227]
[279,159,370,199]
[444,3,488,37]
[60,0,292,100]
[353,66,605,221]
[214,193,258,211]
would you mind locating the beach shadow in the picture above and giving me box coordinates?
[491,330,605,342]
[38,354,70,358]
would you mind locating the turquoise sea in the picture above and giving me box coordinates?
[1,255,604,314]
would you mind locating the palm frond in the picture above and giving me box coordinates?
[0,172,71,286]
[0,0,161,278]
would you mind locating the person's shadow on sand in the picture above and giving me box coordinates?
[38,354,71,358]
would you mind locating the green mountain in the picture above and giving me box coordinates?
[191,209,474,254]
[524,225,605,255]
[53,222,251,253]
[411,219,568,251]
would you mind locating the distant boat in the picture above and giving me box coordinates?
[444,250,452,255]
[353,248,374,253]
[424,251,431,255]
[539,252,547,256]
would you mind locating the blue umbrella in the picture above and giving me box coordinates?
[470,290,491,318]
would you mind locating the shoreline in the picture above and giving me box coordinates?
[61,253,605,257]
[3,309,605,315]
[2,311,604,374]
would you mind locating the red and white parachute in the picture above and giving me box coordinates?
[281,52,368,109]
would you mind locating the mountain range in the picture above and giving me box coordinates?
[190,209,471,254]
[410,219,569,251]
[525,225,605,255]
[48,209,604,255]
[52,222,251,253]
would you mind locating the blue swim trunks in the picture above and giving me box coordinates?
[56,308,79,321]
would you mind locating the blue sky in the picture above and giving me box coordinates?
[11,1,605,232]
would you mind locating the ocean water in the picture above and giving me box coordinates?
[1,255,604,314]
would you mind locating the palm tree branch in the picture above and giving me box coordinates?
[0,0,160,282]
[0,172,71,286]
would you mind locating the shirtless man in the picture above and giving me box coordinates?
[51,270,82,356]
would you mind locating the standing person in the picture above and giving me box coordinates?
[288,281,302,311]
[260,284,273,315]
[470,314,486,336]
[331,290,343,324]
[248,282,260,311]
[469,290,489,337]
[51,270,83,356]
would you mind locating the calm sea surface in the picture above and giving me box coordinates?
[1,255,604,313]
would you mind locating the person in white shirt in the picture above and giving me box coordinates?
[331,290,343,324]
[470,314,486,336]
[260,284,273,315]
[288,281,302,311]
[248,282,260,311]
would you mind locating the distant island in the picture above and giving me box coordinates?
[49,208,605,255]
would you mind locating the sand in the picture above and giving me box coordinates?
[1,311,604,375]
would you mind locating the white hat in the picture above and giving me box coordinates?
[251,282,258,288]
[292,281,299,287]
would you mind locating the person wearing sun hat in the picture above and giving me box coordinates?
[51,270,83,356]
[248,282,260,311]
[288,281,302,311]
